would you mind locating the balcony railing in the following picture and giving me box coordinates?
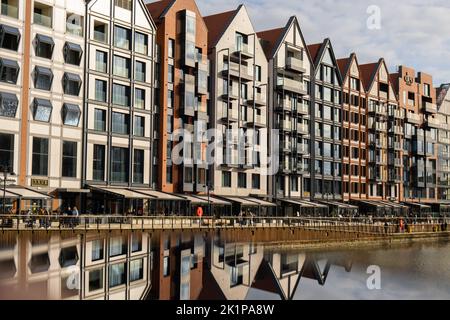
[34,12,52,28]
[406,112,421,124]
[286,57,305,73]
[277,77,306,94]
[296,102,309,115]
[94,30,107,43]
[233,43,253,59]
[423,102,437,114]
[66,23,83,36]
[297,123,308,134]
[1,3,18,18]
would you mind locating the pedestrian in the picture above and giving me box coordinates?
[72,206,79,226]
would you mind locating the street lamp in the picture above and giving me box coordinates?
[0,165,16,215]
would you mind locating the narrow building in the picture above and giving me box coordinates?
[436,84,450,201]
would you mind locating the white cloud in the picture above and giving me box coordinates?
[196,0,450,85]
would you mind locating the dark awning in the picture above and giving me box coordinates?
[63,103,80,113]
[0,24,20,37]
[35,66,53,76]
[0,91,18,102]
[36,34,54,46]
[65,42,82,52]
[34,98,52,108]
[0,58,19,69]
[64,72,81,82]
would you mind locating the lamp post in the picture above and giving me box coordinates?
[0,165,15,215]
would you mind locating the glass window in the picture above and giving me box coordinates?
[109,263,126,288]
[0,133,14,169]
[255,65,262,82]
[115,0,131,10]
[112,112,129,135]
[0,25,21,51]
[133,149,144,184]
[35,34,54,59]
[94,108,106,131]
[95,79,107,102]
[62,141,77,177]
[163,256,170,277]
[222,171,231,187]
[62,104,80,126]
[168,39,175,58]
[32,137,48,176]
[323,87,332,102]
[135,88,145,109]
[135,61,146,82]
[134,115,144,137]
[166,165,172,183]
[63,42,83,65]
[112,83,130,106]
[113,55,130,78]
[0,91,18,118]
[111,147,129,182]
[135,32,147,55]
[131,233,142,252]
[63,72,82,96]
[130,259,144,282]
[168,64,174,83]
[114,25,130,50]
[88,269,103,292]
[0,58,19,84]
[323,161,332,175]
[93,145,105,181]
[109,236,126,257]
[33,98,52,122]
[95,50,107,73]
[34,66,53,90]
[238,172,246,188]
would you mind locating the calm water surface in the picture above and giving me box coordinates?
[0,231,449,300]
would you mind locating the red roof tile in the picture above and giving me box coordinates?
[359,62,379,92]
[389,73,399,96]
[336,57,351,78]
[145,0,174,23]
[257,27,285,58]
[307,43,322,63]
[203,9,237,48]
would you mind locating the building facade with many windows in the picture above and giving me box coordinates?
[436,84,450,201]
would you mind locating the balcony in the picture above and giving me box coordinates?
[219,108,238,122]
[221,88,239,101]
[389,109,405,119]
[439,136,450,145]
[368,104,387,115]
[394,159,402,167]
[297,144,308,154]
[296,123,308,135]
[277,77,307,95]
[286,57,306,73]
[379,91,388,100]
[388,174,402,183]
[247,92,266,107]
[389,126,403,135]
[232,43,253,60]
[441,166,450,173]
[296,102,309,115]
[34,12,52,28]
[222,62,253,82]
[422,102,437,114]
[406,112,421,124]
[277,120,292,132]
[246,114,266,128]
[94,30,107,43]
[1,1,18,19]
[425,116,442,129]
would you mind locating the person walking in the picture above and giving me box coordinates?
[72,206,79,226]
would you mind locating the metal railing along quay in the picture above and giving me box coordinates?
[0,215,449,236]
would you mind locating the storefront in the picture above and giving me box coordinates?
[317,201,358,217]
[218,196,276,217]
[177,195,232,217]
[5,186,52,213]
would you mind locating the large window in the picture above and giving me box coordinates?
[95,79,107,102]
[0,91,18,118]
[32,137,49,176]
[94,108,106,131]
[0,58,19,84]
[168,39,175,58]
[88,269,103,292]
[35,34,54,59]
[222,171,231,187]
[135,61,146,82]
[111,147,129,182]
[62,141,77,177]
[112,112,129,135]
[135,88,145,109]
[34,66,53,90]
[252,174,260,189]
[113,55,130,78]
[95,50,107,73]
[63,73,82,96]
[63,42,82,65]
[32,98,52,122]
[93,144,105,181]
[134,116,144,137]
[112,83,130,106]
[238,172,246,188]
[135,32,148,55]
[115,0,131,10]
[0,133,14,168]
[62,104,81,126]
[109,263,126,288]
[0,24,20,51]
[133,149,144,184]
[114,25,131,50]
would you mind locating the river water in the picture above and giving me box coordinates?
[0,231,449,300]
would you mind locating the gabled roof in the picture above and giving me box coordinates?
[203,5,242,49]
[307,43,322,63]
[307,38,343,85]
[336,57,351,79]
[145,0,175,23]
[337,53,367,91]
[359,61,379,92]
[390,73,399,97]
[257,16,313,67]
[257,27,285,58]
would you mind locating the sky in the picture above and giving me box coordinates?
[191,0,450,86]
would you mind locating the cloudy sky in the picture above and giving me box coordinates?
[192,0,450,86]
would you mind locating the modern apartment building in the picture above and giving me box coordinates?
[436,84,450,201]
[307,39,343,201]
[81,0,157,213]
[337,53,368,202]
[258,16,312,201]
[0,0,86,210]
[204,5,268,197]
[391,66,438,203]
[146,0,209,195]
[359,59,401,201]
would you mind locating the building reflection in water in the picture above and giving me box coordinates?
[0,231,353,300]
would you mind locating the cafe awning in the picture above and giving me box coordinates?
[87,186,154,199]
[133,189,186,201]
[317,200,358,210]
[6,187,52,200]
[1,190,21,199]
[178,194,209,205]
[193,195,232,206]
[244,197,276,207]
[403,202,432,209]
[220,196,260,207]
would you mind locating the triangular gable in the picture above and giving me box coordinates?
[310,39,343,85]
